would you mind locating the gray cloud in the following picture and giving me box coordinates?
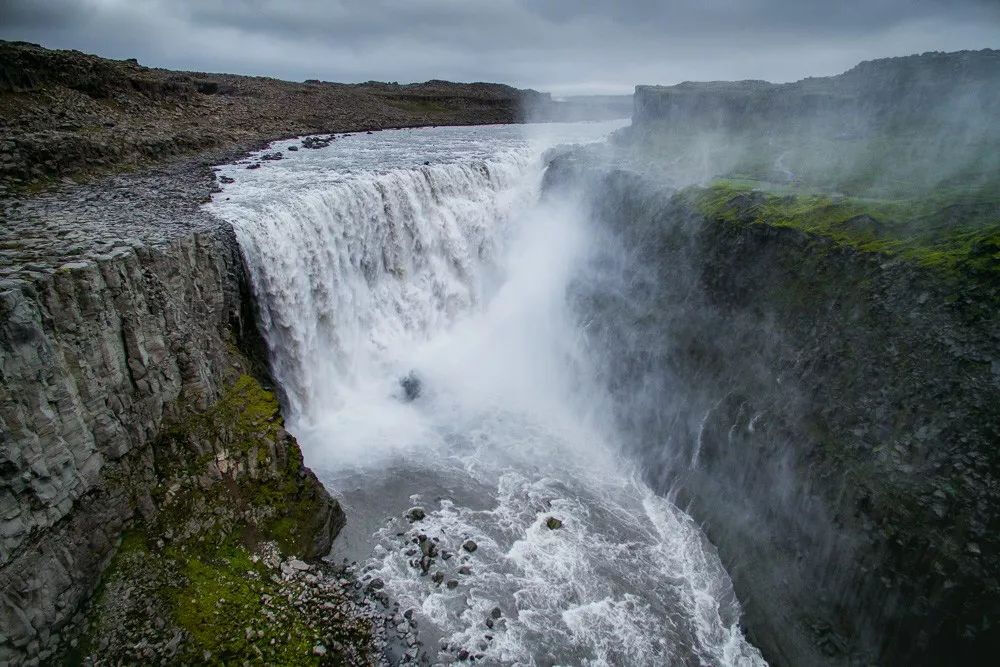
[1,0,997,94]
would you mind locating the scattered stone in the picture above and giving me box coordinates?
[458,565,472,575]
[462,540,478,553]
[546,517,563,530]
[446,579,459,589]
[406,506,426,522]
[301,136,334,149]
[245,162,260,169]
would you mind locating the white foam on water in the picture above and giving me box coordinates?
[209,121,766,665]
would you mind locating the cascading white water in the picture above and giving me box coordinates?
[209,123,765,666]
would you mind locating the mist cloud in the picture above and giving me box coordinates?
[1,0,997,94]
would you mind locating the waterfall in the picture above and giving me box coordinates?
[207,124,765,666]
[218,154,533,427]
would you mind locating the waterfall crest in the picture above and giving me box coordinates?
[208,124,765,666]
[220,155,534,425]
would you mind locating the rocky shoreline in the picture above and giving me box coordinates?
[0,40,551,196]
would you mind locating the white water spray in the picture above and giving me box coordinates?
[209,123,765,665]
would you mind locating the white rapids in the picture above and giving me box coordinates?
[208,121,765,666]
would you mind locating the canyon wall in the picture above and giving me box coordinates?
[0,218,340,662]
[544,160,1000,665]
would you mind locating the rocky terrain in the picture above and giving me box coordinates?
[545,49,1000,666]
[0,40,550,194]
[626,49,1000,198]
[3,38,998,666]
[0,40,558,665]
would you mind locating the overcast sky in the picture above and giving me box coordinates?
[1,0,998,95]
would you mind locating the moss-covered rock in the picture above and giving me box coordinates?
[60,373,369,665]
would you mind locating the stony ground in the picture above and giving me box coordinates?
[0,151,225,278]
[0,40,548,195]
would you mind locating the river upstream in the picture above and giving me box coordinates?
[208,121,765,666]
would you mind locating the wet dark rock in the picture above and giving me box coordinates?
[400,371,421,401]
[462,540,478,553]
[301,136,332,149]
[545,150,1000,666]
[406,506,426,522]
[245,162,260,169]
[458,565,472,575]
[287,145,298,151]
[545,517,563,530]
[219,175,235,184]
[446,580,459,589]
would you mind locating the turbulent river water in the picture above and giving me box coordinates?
[209,122,765,666]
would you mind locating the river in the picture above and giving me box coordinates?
[208,121,764,666]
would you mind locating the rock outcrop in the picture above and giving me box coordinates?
[544,158,1000,665]
[0,158,344,662]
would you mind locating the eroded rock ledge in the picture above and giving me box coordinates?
[0,158,352,662]
[544,158,999,666]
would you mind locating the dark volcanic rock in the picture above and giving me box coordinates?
[546,160,1000,666]
[400,371,422,401]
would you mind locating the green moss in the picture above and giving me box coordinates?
[170,544,320,665]
[187,373,283,452]
[689,180,1000,285]
[64,372,352,664]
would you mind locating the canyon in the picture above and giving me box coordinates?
[1,42,998,665]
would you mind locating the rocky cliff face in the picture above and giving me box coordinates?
[544,159,1000,665]
[0,163,345,663]
[626,49,1000,198]
[633,49,1000,135]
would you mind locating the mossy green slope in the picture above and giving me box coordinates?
[688,180,1000,305]
[64,373,369,665]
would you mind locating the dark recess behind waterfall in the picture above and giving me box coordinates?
[543,48,1000,666]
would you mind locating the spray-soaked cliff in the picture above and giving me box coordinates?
[546,49,1000,665]
[0,162,349,663]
